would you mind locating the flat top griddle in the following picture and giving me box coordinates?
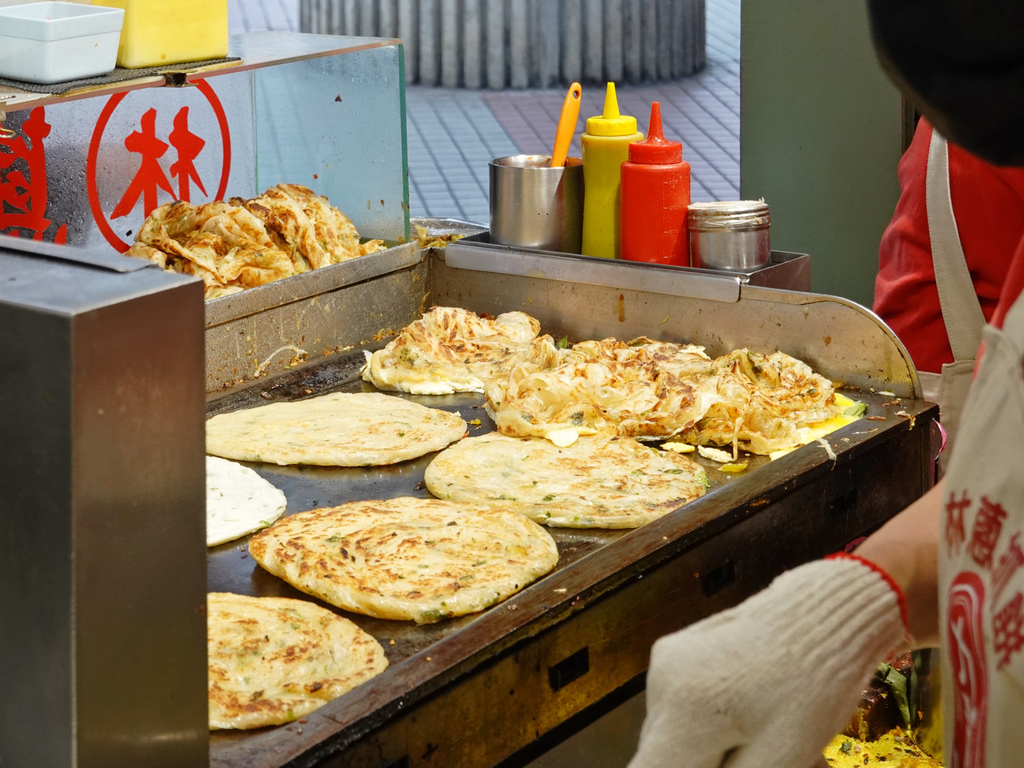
[206,346,935,767]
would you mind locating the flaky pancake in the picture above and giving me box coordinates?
[207,592,387,730]
[127,185,384,299]
[206,456,287,547]
[486,337,846,455]
[205,392,466,466]
[424,432,709,528]
[485,336,720,445]
[362,307,551,395]
[680,349,845,455]
[248,498,559,624]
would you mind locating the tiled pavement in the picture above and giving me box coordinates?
[230,0,740,225]
[228,0,299,33]
[404,89,520,223]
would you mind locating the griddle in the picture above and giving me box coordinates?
[205,241,938,768]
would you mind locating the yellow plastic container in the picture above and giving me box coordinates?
[93,0,228,69]
[581,83,643,260]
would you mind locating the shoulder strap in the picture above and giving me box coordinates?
[926,129,986,362]
[1001,286,1024,347]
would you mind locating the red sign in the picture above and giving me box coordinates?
[87,78,232,252]
[0,107,67,243]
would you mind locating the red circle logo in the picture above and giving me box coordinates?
[948,571,988,768]
[86,78,232,252]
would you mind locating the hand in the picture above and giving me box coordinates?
[628,557,907,768]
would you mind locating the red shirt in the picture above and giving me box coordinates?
[993,238,1024,331]
[873,119,1024,372]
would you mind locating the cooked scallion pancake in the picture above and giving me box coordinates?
[206,456,287,547]
[205,392,466,466]
[248,498,559,624]
[679,349,845,455]
[486,337,846,455]
[207,592,387,730]
[485,336,719,445]
[424,433,709,528]
[362,306,549,394]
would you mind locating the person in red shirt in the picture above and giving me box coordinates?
[874,117,1024,375]
[873,117,1024,456]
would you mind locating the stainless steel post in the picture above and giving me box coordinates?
[0,246,208,768]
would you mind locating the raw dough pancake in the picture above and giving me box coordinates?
[205,392,466,466]
[424,433,709,528]
[362,306,548,394]
[248,498,559,624]
[206,456,287,547]
[207,592,387,730]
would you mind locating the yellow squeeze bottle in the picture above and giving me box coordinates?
[581,83,644,259]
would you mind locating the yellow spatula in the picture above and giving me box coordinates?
[550,82,582,168]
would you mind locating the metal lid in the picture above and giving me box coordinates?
[687,200,771,231]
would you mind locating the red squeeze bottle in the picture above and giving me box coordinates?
[620,102,691,266]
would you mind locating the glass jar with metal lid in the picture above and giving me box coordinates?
[687,200,771,271]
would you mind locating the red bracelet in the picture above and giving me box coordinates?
[826,552,912,640]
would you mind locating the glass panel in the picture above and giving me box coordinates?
[252,39,409,242]
[1,77,256,250]
[0,32,409,249]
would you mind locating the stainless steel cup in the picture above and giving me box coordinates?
[688,200,771,271]
[489,154,584,253]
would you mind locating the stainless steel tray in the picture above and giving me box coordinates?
[205,241,919,399]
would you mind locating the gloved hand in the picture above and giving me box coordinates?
[628,554,909,768]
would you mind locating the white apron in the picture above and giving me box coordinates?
[940,288,1024,767]
[919,128,987,464]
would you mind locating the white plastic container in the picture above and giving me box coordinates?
[0,2,125,84]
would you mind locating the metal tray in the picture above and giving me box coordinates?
[204,241,919,399]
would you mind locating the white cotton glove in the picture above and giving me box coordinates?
[628,555,908,768]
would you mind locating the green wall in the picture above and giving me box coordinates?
[740,0,905,308]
